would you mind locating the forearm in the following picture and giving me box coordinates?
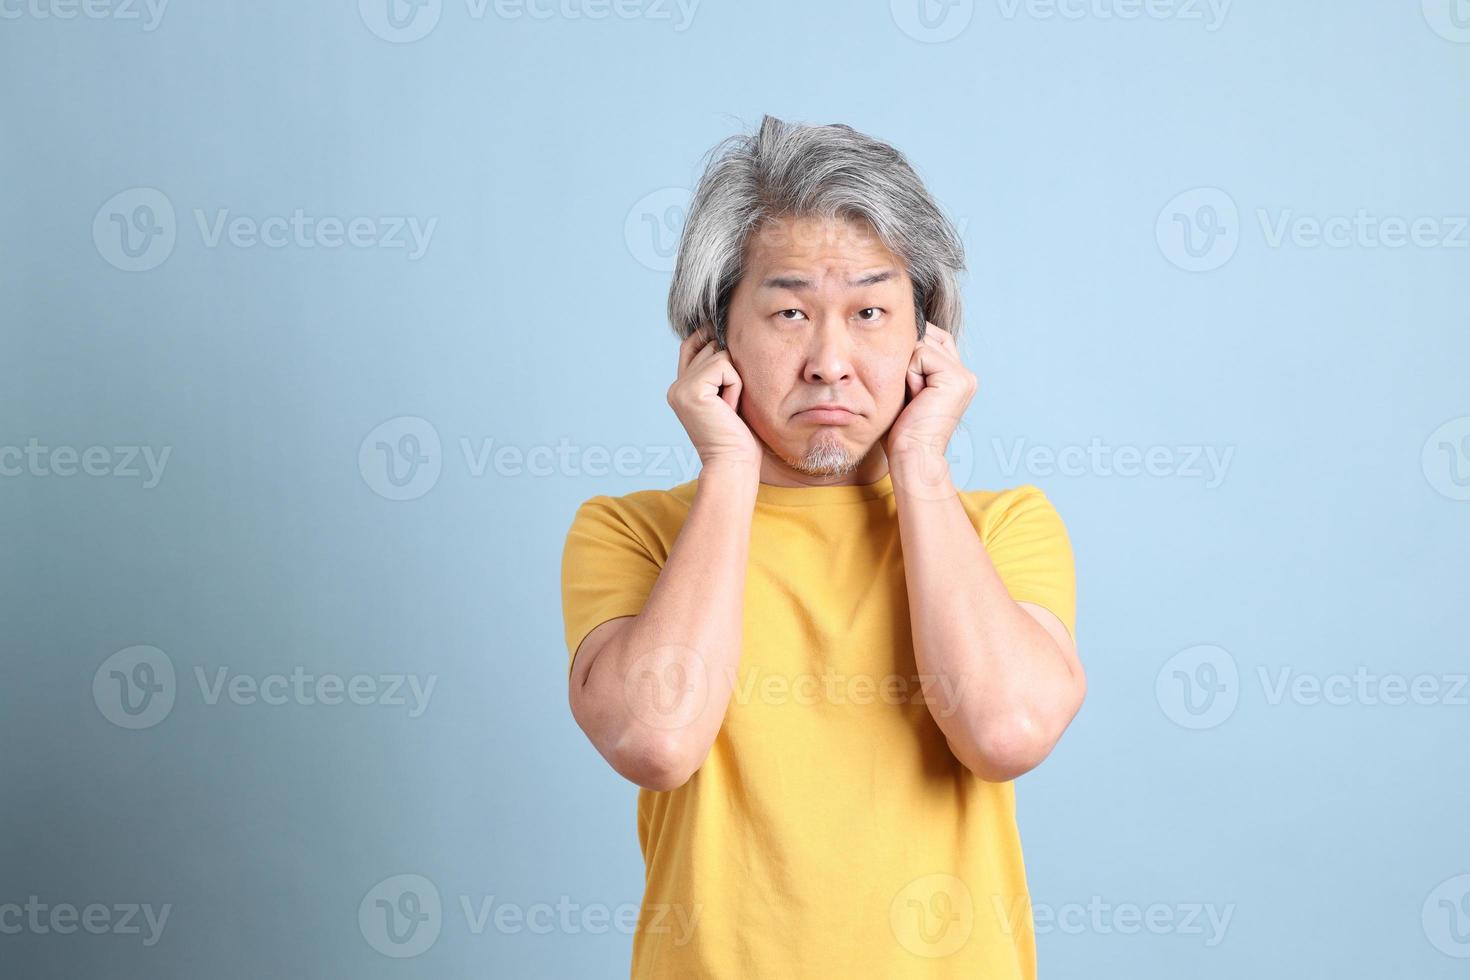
[581,462,758,786]
[892,453,1081,780]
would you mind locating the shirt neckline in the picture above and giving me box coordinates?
[754,471,895,507]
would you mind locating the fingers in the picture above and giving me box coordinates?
[675,324,741,404]
[711,355,742,411]
[919,322,956,352]
[677,326,715,374]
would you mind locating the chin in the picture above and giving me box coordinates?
[781,431,870,477]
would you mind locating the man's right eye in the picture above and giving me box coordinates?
[775,309,807,321]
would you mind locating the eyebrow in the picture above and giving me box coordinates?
[759,269,898,291]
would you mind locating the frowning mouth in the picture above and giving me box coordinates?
[792,406,859,424]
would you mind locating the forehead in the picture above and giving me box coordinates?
[741,214,907,284]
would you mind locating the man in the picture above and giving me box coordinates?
[561,115,1084,978]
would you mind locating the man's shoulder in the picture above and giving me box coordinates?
[958,481,1051,511]
[568,479,698,530]
[956,482,1064,534]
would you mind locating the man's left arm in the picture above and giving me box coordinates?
[884,324,1084,781]
[891,458,1085,782]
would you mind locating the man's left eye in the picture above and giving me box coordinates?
[856,308,883,321]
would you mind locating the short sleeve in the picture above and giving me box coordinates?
[560,496,664,676]
[981,485,1077,641]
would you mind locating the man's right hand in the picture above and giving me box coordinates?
[667,326,762,470]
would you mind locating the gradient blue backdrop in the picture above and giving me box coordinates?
[3,1,1468,976]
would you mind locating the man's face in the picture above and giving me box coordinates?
[725,214,917,480]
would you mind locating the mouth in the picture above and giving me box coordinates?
[792,406,859,425]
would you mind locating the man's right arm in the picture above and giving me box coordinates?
[568,462,758,791]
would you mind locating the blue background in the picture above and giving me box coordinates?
[2,0,1468,976]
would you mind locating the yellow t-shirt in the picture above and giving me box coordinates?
[560,471,1076,979]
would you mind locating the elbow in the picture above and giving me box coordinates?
[610,731,705,792]
[949,714,1055,782]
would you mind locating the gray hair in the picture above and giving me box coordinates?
[666,114,966,350]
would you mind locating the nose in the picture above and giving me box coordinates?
[802,317,854,385]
